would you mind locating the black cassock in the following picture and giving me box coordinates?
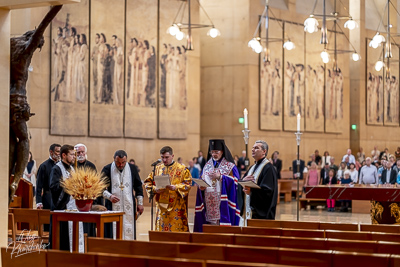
[101,163,143,239]
[237,159,278,220]
[49,162,73,251]
[36,158,56,209]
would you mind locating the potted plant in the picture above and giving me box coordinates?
[61,168,108,211]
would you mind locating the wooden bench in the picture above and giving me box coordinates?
[278,180,292,203]
[203,225,400,242]
[248,219,359,232]
[86,238,399,267]
[151,231,400,254]
[1,248,293,267]
[8,208,51,243]
[8,213,16,243]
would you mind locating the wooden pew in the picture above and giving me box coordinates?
[360,224,400,233]
[10,208,39,241]
[1,247,46,267]
[280,221,320,230]
[204,225,400,243]
[191,232,234,244]
[148,230,191,242]
[203,224,242,234]
[332,251,390,267]
[278,180,292,202]
[87,238,399,267]
[248,219,359,232]
[47,250,96,267]
[151,231,398,254]
[8,213,17,242]
[38,209,50,243]
[278,248,332,267]
[319,222,358,231]
[248,219,400,234]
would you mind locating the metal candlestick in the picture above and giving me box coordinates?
[242,128,251,170]
[242,128,251,226]
[295,131,302,222]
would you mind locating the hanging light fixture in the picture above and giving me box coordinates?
[304,0,358,32]
[375,60,385,71]
[207,27,220,38]
[368,0,396,78]
[304,0,361,66]
[352,52,361,62]
[283,39,295,50]
[304,16,319,33]
[344,18,357,30]
[321,50,330,63]
[248,0,295,57]
[166,0,220,51]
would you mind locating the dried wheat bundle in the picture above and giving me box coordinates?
[61,167,108,200]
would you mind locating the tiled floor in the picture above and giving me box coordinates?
[136,200,371,241]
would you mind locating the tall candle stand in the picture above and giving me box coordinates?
[242,127,250,226]
[295,130,302,221]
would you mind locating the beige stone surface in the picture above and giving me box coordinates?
[0,8,10,254]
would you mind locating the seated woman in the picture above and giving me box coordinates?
[339,170,352,212]
[322,169,338,212]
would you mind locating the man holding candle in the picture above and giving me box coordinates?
[238,140,278,222]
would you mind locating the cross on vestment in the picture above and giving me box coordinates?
[119,183,125,191]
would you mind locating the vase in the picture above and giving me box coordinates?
[75,199,93,212]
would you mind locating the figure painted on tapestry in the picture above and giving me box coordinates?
[159,44,187,110]
[126,38,156,107]
[261,58,281,116]
[52,13,88,103]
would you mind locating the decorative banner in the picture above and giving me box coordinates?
[324,32,347,133]
[259,19,283,131]
[383,43,399,126]
[125,0,157,138]
[305,30,324,132]
[158,0,188,139]
[283,24,305,131]
[89,0,125,137]
[50,0,89,135]
[366,39,384,125]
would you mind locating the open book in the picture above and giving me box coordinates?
[238,180,261,189]
[192,178,211,188]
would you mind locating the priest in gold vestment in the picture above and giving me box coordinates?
[144,146,192,231]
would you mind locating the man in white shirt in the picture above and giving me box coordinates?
[359,157,378,185]
[342,149,356,165]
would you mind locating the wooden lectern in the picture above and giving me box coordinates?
[9,175,33,209]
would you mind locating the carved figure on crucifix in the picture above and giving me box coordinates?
[9,5,63,205]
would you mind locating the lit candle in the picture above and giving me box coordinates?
[297,113,301,132]
[244,108,248,129]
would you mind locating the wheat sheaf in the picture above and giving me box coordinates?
[61,167,108,200]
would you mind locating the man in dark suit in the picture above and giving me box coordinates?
[197,150,206,170]
[320,163,331,184]
[271,151,282,179]
[238,150,247,175]
[380,161,397,184]
[292,156,305,179]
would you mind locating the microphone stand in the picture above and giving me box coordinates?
[149,164,157,231]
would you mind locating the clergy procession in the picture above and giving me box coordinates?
[31,138,277,252]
